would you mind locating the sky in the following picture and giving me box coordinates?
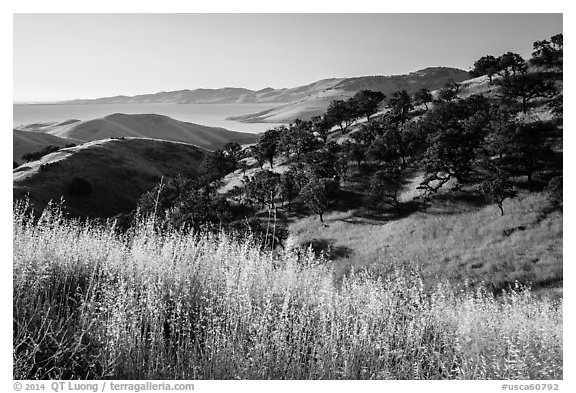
[13,13,562,102]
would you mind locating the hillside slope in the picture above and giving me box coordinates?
[229,67,470,123]
[59,79,346,105]
[13,129,76,165]
[56,67,469,124]
[13,138,208,217]
[289,191,562,294]
[216,68,562,294]
[18,113,259,151]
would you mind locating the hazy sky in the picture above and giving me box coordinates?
[13,13,562,102]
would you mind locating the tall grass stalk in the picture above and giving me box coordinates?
[13,202,562,379]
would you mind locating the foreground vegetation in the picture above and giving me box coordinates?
[13,203,562,380]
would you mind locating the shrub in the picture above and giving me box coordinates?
[21,145,61,163]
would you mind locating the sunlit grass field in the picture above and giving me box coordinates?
[290,191,562,295]
[13,202,562,380]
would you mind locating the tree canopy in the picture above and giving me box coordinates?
[352,90,386,121]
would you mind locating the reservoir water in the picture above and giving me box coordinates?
[13,103,283,134]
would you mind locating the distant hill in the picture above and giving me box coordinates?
[59,78,346,105]
[229,67,471,123]
[13,129,76,165]
[55,67,469,123]
[16,113,259,151]
[13,138,208,217]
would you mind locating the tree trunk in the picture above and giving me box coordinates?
[319,212,324,223]
[522,98,528,114]
[498,203,504,216]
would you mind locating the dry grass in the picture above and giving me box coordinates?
[13,202,562,380]
[289,191,562,295]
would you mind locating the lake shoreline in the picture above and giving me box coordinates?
[13,103,283,134]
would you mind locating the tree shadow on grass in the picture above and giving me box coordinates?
[299,238,354,260]
[340,199,428,224]
[421,191,489,215]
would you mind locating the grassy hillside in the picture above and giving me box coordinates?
[229,67,469,123]
[216,66,563,295]
[13,205,562,379]
[289,190,562,295]
[13,129,76,165]
[13,138,207,217]
[21,113,259,151]
[219,155,562,294]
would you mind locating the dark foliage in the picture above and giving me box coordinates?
[244,170,281,209]
[413,88,433,110]
[496,52,528,78]
[480,171,517,216]
[367,165,404,214]
[497,73,558,114]
[352,90,386,121]
[530,33,563,69]
[279,121,318,161]
[548,94,563,120]
[256,127,283,169]
[325,99,361,132]
[204,150,237,181]
[299,176,339,222]
[21,145,61,163]
[470,55,500,83]
[387,90,413,123]
[67,177,93,197]
[419,95,491,189]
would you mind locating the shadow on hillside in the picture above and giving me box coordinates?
[338,199,428,225]
[331,188,366,211]
[299,238,353,260]
[510,151,563,193]
[421,191,488,215]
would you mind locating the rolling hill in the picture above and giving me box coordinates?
[16,113,259,151]
[213,68,563,295]
[13,129,76,165]
[56,67,470,123]
[229,67,470,123]
[58,78,346,105]
[13,138,208,217]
